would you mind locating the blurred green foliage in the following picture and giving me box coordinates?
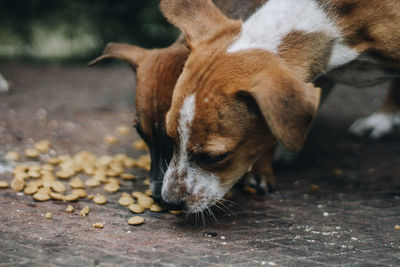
[0,0,179,61]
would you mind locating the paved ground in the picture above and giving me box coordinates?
[0,63,399,266]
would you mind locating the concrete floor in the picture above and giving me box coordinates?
[0,63,399,266]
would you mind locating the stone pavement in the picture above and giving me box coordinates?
[0,63,399,266]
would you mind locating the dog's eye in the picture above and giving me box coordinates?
[192,152,229,164]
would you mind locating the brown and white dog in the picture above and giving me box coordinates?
[159,0,400,212]
[89,0,271,203]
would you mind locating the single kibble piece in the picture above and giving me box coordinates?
[120,173,136,180]
[104,182,119,193]
[64,194,79,202]
[27,170,41,178]
[56,171,74,179]
[48,157,61,165]
[310,184,319,191]
[34,140,51,153]
[51,181,66,193]
[25,148,40,159]
[116,125,131,136]
[45,212,52,219]
[137,196,154,209]
[243,186,257,195]
[24,185,38,195]
[70,177,85,189]
[132,191,147,199]
[93,194,107,205]
[143,178,150,186]
[0,181,9,188]
[11,178,25,192]
[169,210,183,215]
[5,151,19,161]
[145,189,152,196]
[132,140,148,151]
[38,187,51,194]
[93,222,104,229]
[33,192,51,202]
[119,196,134,206]
[85,178,101,188]
[71,189,87,198]
[128,216,144,225]
[104,135,118,145]
[66,205,74,213]
[49,192,65,201]
[150,204,163,212]
[128,204,145,214]
[41,164,54,172]
[395,225,400,230]
[80,206,90,216]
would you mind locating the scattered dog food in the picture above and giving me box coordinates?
[93,194,107,205]
[129,204,145,214]
[66,205,74,213]
[34,140,51,153]
[119,195,134,206]
[128,216,144,225]
[150,204,163,212]
[80,206,90,216]
[11,178,25,192]
[65,194,79,202]
[70,177,85,189]
[33,191,51,202]
[93,222,104,229]
[49,192,65,201]
[45,212,52,219]
[0,181,9,188]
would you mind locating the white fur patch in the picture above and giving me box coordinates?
[349,112,400,138]
[161,94,226,212]
[0,73,9,92]
[227,0,360,70]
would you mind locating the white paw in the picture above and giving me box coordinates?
[349,112,400,138]
[0,73,9,93]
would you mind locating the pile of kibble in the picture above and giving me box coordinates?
[0,125,181,228]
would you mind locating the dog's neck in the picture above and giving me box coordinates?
[227,0,360,81]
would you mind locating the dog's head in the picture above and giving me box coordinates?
[160,0,321,212]
[89,40,189,199]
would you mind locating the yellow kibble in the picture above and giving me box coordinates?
[51,181,66,193]
[45,212,52,219]
[395,225,400,230]
[24,185,38,195]
[145,189,152,196]
[66,205,74,213]
[150,204,163,212]
[34,140,51,153]
[118,196,134,206]
[80,206,90,216]
[25,148,40,159]
[128,204,145,214]
[104,182,120,193]
[116,125,131,136]
[132,140,148,151]
[48,157,61,165]
[33,191,51,202]
[85,178,101,188]
[0,181,9,188]
[137,196,154,209]
[49,192,65,201]
[169,210,183,215]
[93,222,104,229]
[5,151,19,161]
[120,173,136,180]
[64,194,79,202]
[104,135,118,145]
[11,178,25,192]
[56,170,74,179]
[93,194,107,205]
[28,180,43,188]
[71,189,87,198]
[132,191,147,199]
[38,187,51,194]
[70,177,85,189]
[128,216,144,225]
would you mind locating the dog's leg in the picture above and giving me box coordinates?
[349,79,400,138]
[243,148,276,194]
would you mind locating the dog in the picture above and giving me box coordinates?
[89,0,271,204]
[158,0,400,213]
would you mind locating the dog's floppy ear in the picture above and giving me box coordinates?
[88,43,148,68]
[240,72,321,152]
[160,0,239,47]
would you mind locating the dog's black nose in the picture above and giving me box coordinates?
[161,200,185,211]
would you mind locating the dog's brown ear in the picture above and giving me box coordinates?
[160,0,239,47]
[241,72,321,152]
[88,43,148,68]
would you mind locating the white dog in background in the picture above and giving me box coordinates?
[0,73,9,92]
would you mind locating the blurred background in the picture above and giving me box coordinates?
[0,0,179,62]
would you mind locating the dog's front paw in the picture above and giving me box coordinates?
[349,112,400,138]
[242,172,276,195]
